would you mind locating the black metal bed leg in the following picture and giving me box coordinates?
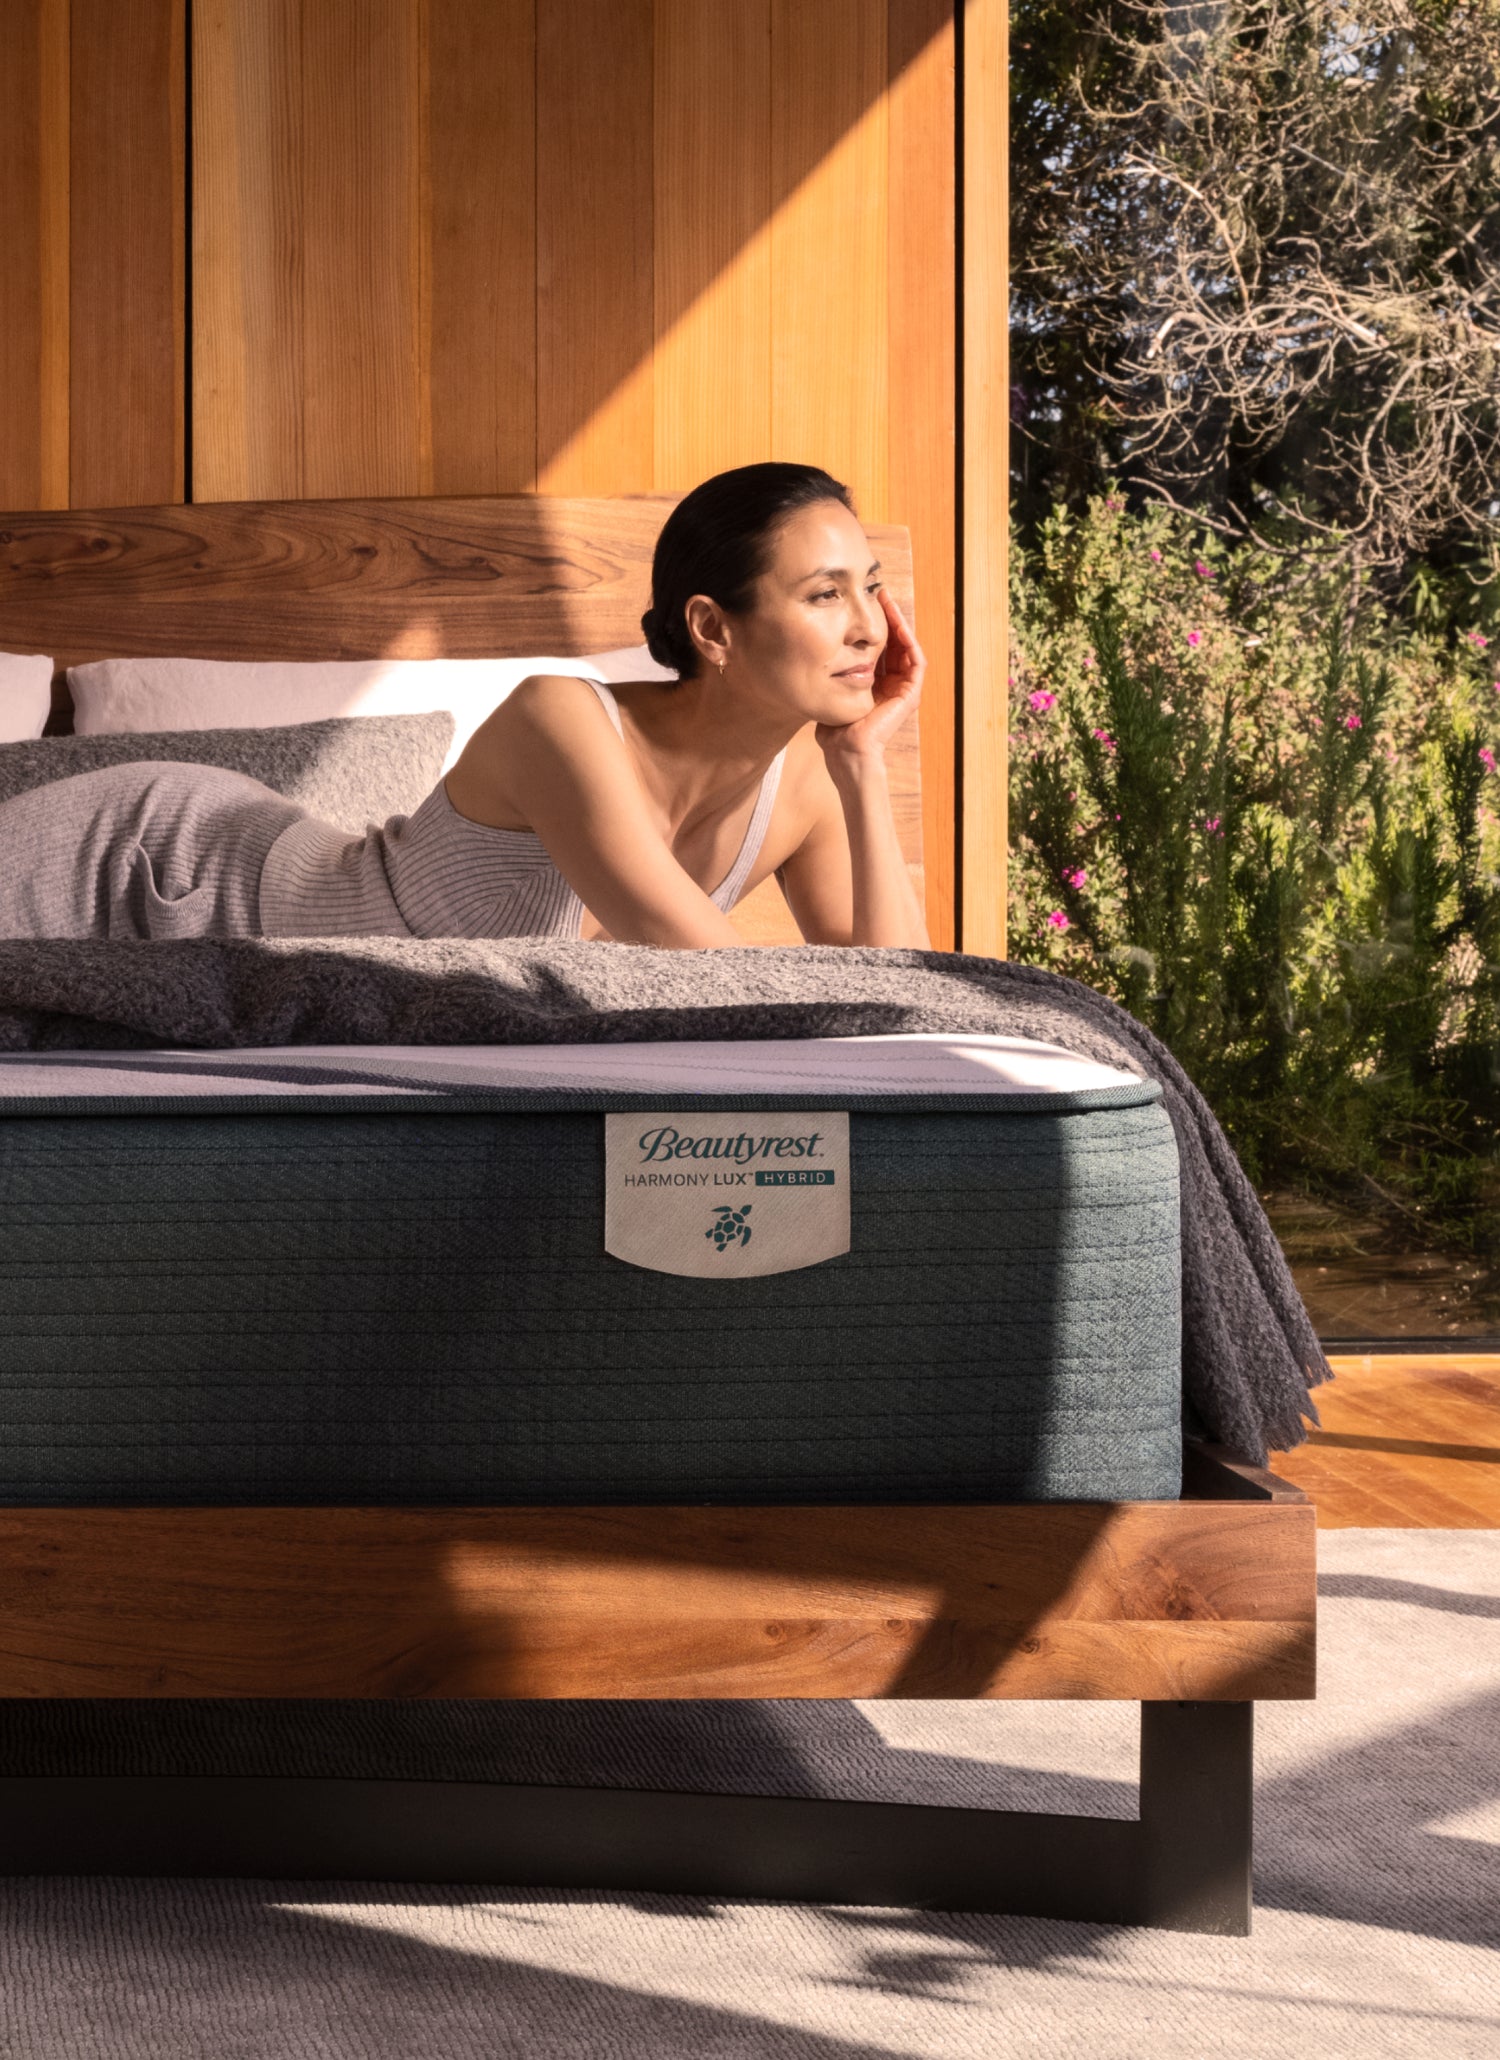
[1139,1701,1253,1935]
[0,1704,1256,1934]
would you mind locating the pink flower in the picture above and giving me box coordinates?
[1466,631,1490,649]
[1187,631,1203,648]
[1046,910,1070,931]
[1082,652,1096,669]
[1204,816,1223,836]
[1028,689,1056,713]
[1344,713,1362,731]
[1062,867,1088,889]
[1492,681,1500,694]
[1194,560,1216,579]
[1481,745,1497,773]
[1149,548,1163,563]
[1091,728,1117,753]
[1105,498,1122,513]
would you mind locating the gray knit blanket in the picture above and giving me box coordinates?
[0,936,1328,1461]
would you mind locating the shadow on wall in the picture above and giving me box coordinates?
[528,2,954,493]
[188,3,954,504]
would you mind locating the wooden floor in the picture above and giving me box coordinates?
[1269,1353,1500,1527]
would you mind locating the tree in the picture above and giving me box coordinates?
[1010,0,1500,601]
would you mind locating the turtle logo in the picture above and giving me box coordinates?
[706,1204,753,1252]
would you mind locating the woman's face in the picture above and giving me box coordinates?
[708,500,890,727]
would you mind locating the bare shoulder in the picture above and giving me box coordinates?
[464,672,613,756]
[496,671,610,727]
[445,673,620,828]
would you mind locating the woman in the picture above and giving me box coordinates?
[0,463,929,949]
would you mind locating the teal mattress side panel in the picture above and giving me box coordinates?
[0,1103,1182,1504]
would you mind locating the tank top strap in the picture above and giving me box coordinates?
[712,748,786,912]
[586,677,625,736]
[585,674,782,914]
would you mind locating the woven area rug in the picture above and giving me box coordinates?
[1,1529,1496,2060]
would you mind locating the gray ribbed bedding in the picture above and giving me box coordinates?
[0,1038,1182,1506]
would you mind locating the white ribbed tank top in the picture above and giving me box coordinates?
[258,678,786,939]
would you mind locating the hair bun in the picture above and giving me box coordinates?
[640,604,677,671]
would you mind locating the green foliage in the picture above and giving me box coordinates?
[1010,490,1500,1244]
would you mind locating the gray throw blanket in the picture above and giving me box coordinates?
[0,937,1328,1461]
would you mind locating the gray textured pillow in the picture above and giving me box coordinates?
[0,713,455,836]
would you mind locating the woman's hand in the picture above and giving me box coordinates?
[815,589,925,773]
[785,590,930,948]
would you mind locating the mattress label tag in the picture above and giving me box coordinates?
[604,1111,850,1277]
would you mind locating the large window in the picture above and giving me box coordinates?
[1007,1,1500,1339]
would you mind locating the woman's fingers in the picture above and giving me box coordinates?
[867,669,922,735]
[878,590,924,685]
[883,590,915,644]
[885,636,925,693]
[817,590,922,761]
[880,671,922,718]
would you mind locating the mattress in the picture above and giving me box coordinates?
[0,1034,1182,1505]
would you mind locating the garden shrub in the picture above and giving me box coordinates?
[1009,492,1500,1250]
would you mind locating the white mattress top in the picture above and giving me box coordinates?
[0,1034,1145,1100]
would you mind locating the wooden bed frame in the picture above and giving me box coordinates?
[0,495,1315,1932]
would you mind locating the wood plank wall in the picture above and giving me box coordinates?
[0,0,184,511]
[0,0,965,947]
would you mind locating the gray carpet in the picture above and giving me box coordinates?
[0,1529,1496,2058]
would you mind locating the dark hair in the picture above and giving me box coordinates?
[641,462,855,680]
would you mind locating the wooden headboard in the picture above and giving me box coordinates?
[0,494,921,944]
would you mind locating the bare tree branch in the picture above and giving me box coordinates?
[1011,0,1500,591]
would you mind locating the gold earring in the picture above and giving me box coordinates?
[717,659,726,677]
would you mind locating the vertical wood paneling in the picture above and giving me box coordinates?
[4,1,965,944]
[889,0,956,946]
[425,0,537,495]
[0,0,69,511]
[193,0,301,501]
[770,0,889,518]
[535,0,654,493]
[69,0,184,507]
[35,0,71,510]
[652,0,772,489]
[299,0,422,498]
[961,0,1009,957]
[194,0,421,502]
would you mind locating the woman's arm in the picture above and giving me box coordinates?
[777,593,931,948]
[828,753,931,947]
[447,675,745,948]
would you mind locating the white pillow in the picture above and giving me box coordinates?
[584,642,679,684]
[67,655,611,772]
[0,653,54,743]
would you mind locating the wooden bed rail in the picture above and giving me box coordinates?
[0,1447,1312,1930]
[0,1455,1314,1705]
